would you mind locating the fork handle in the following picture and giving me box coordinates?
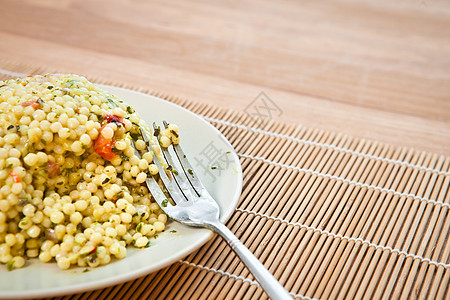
[207,221,292,300]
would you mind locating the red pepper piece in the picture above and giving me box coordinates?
[104,114,125,126]
[9,171,20,183]
[46,161,61,178]
[21,100,40,110]
[94,128,116,161]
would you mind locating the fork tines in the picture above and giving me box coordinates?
[133,122,205,209]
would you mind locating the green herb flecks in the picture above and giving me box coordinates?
[167,165,178,175]
[153,122,160,137]
[107,98,118,107]
[6,260,14,271]
[130,123,142,141]
[126,106,135,114]
[161,199,168,207]
[136,222,143,232]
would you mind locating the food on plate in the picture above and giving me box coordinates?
[0,74,180,270]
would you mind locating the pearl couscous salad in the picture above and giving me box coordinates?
[0,74,179,271]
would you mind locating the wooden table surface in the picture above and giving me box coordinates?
[0,0,449,155]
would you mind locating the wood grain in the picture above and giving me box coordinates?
[0,0,449,155]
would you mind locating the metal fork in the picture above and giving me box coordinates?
[132,122,292,300]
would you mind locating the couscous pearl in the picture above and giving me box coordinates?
[62,203,75,215]
[50,122,62,133]
[110,184,121,194]
[138,159,149,170]
[36,152,48,164]
[135,236,148,248]
[23,153,38,166]
[115,140,126,150]
[27,225,41,238]
[159,136,171,148]
[129,156,140,165]
[110,155,122,166]
[90,232,103,244]
[105,227,117,238]
[58,128,71,139]
[57,257,71,270]
[116,246,127,259]
[135,140,146,150]
[104,189,115,200]
[148,164,158,175]
[80,134,91,145]
[71,141,83,152]
[67,118,80,129]
[50,211,65,224]
[4,234,16,247]
[9,256,25,269]
[101,126,114,139]
[9,148,21,158]
[142,152,153,163]
[70,212,82,225]
[22,204,36,217]
[108,123,117,131]
[120,213,132,223]
[154,222,165,232]
[130,166,139,177]
[115,224,127,236]
[11,183,23,194]
[167,123,179,133]
[39,251,52,263]
[136,172,147,184]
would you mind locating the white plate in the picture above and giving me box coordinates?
[0,86,243,299]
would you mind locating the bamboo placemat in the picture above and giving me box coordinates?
[1,61,449,300]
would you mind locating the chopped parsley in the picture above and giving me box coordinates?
[6,260,14,271]
[126,106,135,114]
[161,199,168,207]
[107,98,118,107]
[167,165,178,175]
[153,123,160,137]
[130,126,141,141]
